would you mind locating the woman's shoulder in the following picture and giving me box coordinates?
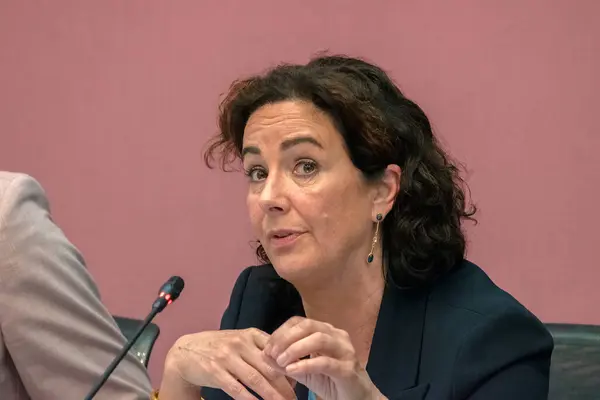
[429,260,538,320]
[424,259,552,363]
[419,261,553,396]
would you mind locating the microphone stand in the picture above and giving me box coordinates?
[84,307,160,400]
[83,276,183,400]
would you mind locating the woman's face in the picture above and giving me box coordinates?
[242,100,391,284]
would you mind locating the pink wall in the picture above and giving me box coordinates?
[1,0,598,384]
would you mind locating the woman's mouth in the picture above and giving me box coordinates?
[268,231,305,249]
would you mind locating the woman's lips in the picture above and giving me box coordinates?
[269,232,305,249]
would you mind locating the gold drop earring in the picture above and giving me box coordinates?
[367,213,383,263]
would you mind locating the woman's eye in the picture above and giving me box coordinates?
[293,160,318,176]
[246,167,267,182]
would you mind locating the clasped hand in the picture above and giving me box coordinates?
[170,317,384,400]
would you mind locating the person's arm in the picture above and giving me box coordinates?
[451,306,554,399]
[0,174,152,399]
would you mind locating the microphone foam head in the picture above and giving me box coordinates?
[160,276,185,301]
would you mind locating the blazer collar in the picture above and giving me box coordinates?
[254,266,430,399]
[366,281,429,396]
[293,278,429,399]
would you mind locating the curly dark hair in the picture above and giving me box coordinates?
[204,54,476,287]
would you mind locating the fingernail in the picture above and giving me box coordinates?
[276,352,289,366]
[285,364,299,374]
[270,345,280,358]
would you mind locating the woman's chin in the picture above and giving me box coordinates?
[269,255,317,283]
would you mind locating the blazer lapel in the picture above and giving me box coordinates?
[222,265,430,399]
[366,282,429,397]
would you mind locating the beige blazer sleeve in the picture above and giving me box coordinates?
[0,173,153,399]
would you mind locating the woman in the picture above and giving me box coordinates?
[0,172,152,399]
[158,55,553,400]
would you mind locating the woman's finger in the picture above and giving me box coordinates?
[211,365,259,400]
[227,354,295,400]
[245,328,296,398]
[247,327,271,350]
[266,317,306,354]
[275,331,350,367]
[267,317,333,359]
[242,348,297,400]
[284,355,356,380]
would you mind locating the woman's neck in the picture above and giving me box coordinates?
[296,261,385,365]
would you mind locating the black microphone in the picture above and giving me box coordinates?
[84,276,185,400]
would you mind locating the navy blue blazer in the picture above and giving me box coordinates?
[202,260,553,399]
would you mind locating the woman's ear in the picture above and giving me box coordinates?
[372,164,401,219]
